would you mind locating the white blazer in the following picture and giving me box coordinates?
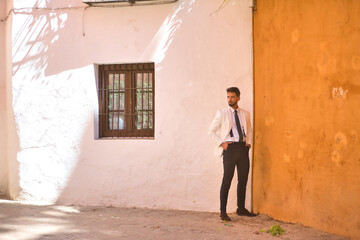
[208,107,253,157]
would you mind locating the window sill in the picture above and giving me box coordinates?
[96,137,155,140]
[83,0,177,7]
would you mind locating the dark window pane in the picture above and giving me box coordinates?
[136,73,143,89]
[136,114,142,129]
[149,113,153,129]
[143,114,148,129]
[113,113,119,130]
[120,74,125,89]
[144,73,149,89]
[143,92,149,110]
[108,93,113,110]
[136,90,142,111]
[120,93,125,110]
[108,113,113,130]
[149,73,153,88]
[114,74,120,90]
[119,114,125,129]
[149,92,153,110]
[108,74,114,90]
[114,93,119,110]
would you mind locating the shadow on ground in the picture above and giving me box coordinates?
[0,200,349,240]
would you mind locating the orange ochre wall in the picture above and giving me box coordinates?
[253,0,360,239]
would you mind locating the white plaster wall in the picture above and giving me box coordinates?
[10,0,253,212]
[5,0,22,199]
[0,0,8,195]
[0,0,14,197]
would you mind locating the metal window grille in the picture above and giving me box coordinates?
[98,63,155,138]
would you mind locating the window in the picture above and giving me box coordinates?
[98,63,155,138]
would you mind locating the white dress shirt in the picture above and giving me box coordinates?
[225,106,246,142]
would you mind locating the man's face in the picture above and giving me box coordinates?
[227,92,240,107]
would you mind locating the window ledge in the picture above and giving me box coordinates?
[83,0,177,7]
[96,137,155,140]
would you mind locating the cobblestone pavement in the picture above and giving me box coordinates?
[0,200,349,240]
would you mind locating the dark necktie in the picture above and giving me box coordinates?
[234,110,243,142]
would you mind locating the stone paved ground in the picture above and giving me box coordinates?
[0,200,349,240]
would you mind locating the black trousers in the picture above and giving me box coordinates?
[220,142,250,213]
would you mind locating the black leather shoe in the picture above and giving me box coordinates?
[220,212,231,221]
[236,208,258,217]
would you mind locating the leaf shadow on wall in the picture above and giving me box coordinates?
[8,0,79,201]
[55,0,212,208]
[8,0,175,202]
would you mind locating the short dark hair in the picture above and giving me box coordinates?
[226,87,240,97]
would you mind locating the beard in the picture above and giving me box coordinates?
[228,102,236,107]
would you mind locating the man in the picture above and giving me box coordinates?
[208,87,256,221]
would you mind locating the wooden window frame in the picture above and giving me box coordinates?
[98,63,155,139]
